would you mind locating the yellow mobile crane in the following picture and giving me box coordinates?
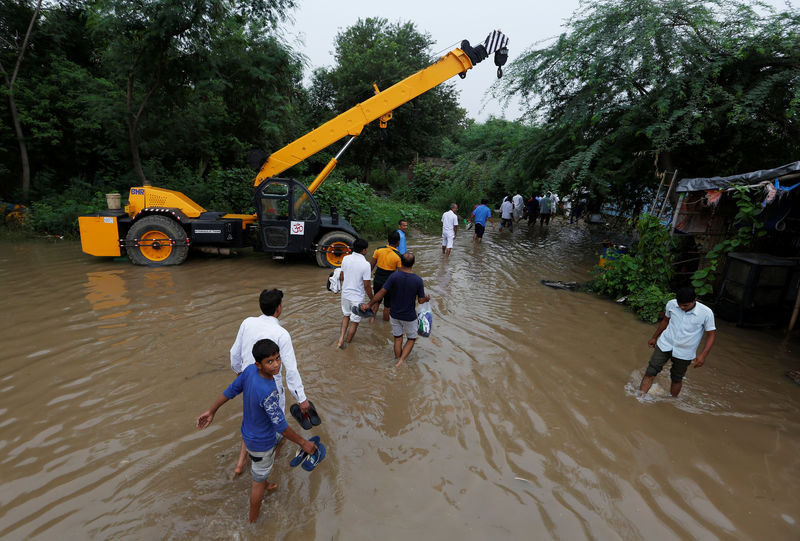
[78,30,509,267]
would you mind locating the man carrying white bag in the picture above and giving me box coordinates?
[361,252,430,367]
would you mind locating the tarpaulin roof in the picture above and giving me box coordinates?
[676,161,800,192]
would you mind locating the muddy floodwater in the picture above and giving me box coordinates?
[1,221,799,540]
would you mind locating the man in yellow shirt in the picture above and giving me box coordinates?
[370,230,402,321]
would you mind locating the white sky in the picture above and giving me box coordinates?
[283,0,794,122]
[282,0,582,121]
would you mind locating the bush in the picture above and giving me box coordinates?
[627,285,673,323]
[24,188,107,237]
[394,162,445,202]
[590,213,675,321]
[314,177,438,238]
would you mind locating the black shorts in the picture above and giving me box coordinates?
[474,223,486,238]
[373,281,392,308]
[645,346,692,383]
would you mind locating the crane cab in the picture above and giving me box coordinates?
[254,178,357,267]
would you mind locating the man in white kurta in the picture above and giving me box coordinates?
[230,288,310,473]
[512,193,524,222]
[441,203,459,256]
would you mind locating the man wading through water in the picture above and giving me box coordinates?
[362,252,430,367]
[638,287,716,397]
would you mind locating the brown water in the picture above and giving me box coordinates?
[1,221,799,541]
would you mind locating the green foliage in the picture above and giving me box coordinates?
[627,285,675,324]
[24,185,107,237]
[501,0,800,201]
[691,186,766,295]
[591,213,675,321]
[314,176,438,239]
[153,167,256,214]
[442,118,541,197]
[0,0,302,200]
[394,162,445,203]
[309,17,465,181]
[396,160,491,212]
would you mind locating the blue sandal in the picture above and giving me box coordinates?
[290,435,319,467]
[301,439,326,472]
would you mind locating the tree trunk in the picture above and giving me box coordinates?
[0,0,43,201]
[659,151,675,175]
[6,88,31,201]
[126,71,147,185]
[128,120,147,185]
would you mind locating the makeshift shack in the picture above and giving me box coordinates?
[670,161,800,328]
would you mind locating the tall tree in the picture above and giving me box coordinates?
[88,0,296,184]
[0,0,42,201]
[502,0,800,205]
[311,17,465,182]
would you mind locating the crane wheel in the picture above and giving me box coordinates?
[315,231,355,268]
[125,215,189,266]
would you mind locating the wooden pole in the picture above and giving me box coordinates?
[658,170,679,219]
[651,171,666,213]
[670,192,685,237]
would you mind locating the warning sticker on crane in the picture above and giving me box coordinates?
[290,221,305,235]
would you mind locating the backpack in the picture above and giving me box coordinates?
[326,268,342,293]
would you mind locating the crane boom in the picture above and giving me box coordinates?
[253,30,509,188]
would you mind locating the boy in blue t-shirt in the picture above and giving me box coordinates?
[197,338,317,523]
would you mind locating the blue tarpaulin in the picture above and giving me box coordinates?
[677,161,800,192]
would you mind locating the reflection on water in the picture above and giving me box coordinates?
[1,223,800,541]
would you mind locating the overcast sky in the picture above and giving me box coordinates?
[283,0,794,122]
[282,0,583,121]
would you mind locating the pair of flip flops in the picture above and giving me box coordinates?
[290,401,321,430]
[289,435,326,472]
[351,305,375,318]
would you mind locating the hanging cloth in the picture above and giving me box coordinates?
[705,190,723,206]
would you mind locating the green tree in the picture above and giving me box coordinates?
[443,117,542,199]
[502,0,799,208]
[0,0,42,201]
[87,0,297,184]
[310,17,465,183]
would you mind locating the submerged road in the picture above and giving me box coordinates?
[1,220,799,540]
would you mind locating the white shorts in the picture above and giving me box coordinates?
[441,232,455,248]
[341,297,363,322]
[390,316,418,339]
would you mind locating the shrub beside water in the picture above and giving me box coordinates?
[24,189,108,237]
[314,178,439,239]
[589,213,676,322]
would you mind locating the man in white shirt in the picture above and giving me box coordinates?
[337,238,373,348]
[230,288,311,474]
[639,287,717,397]
[512,193,524,222]
[500,195,514,231]
[441,203,459,256]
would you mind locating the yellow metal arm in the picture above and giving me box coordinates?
[253,47,475,188]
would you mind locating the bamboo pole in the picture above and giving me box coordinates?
[658,170,679,219]
[651,171,666,213]
[669,192,685,237]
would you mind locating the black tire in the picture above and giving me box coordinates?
[125,215,189,266]
[315,231,355,268]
